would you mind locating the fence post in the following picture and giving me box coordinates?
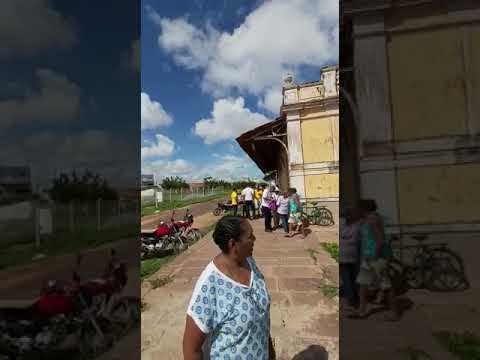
[97,198,101,231]
[34,204,40,249]
[181,187,183,201]
[169,189,172,202]
[69,200,74,233]
[203,187,205,197]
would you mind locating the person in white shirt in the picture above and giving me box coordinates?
[261,186,274,232]
[241,186,255,220]
[271,187,280,230]
[276,190,290,233]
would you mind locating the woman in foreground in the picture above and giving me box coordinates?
[183,216,276,360]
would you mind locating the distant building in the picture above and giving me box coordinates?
[0,166,32,198]
[187,180,204,191]
[141,174,155,189]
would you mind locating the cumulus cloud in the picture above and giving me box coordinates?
[143,153,258,182]
[151,0,338,111]
[194,97,269,144]
[0,69,81,130]
[141,134,175,159]
[141,92,173,129]
[0,130,138,187]
[0,0,75,58]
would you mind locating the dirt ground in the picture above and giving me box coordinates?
[141,219,339,360]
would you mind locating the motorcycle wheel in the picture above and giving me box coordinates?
[213,208,221,216]
[109,297,140,337]
[78,322,113,358]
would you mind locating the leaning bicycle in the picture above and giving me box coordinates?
[389,234,469,293]
[307,204,335,226]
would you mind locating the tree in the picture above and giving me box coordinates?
[49,170,118,202]
[161,176,189,190]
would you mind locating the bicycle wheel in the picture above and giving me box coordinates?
[426,249,468,292]
[318,207,334,226]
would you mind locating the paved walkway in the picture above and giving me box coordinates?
[141,219,339,360]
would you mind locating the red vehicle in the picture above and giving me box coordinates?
[140,209,202,257]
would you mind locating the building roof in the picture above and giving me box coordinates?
[236,117,286,174]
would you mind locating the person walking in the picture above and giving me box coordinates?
[182,216,276,360]
[230,189,238,216]
[261,186,274,232]
[351,199,398,321]
[276,190,290,233]
[241,185,255,220]
[286,188,305,238]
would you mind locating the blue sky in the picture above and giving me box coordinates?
[141,0,338,183]
[0,0,139,188]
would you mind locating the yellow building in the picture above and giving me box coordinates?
[237,66,339,208]
[282,66,339,203]
[342,0,480,235]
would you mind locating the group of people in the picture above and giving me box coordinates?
[230,185,307,238]
[339,199,399,321]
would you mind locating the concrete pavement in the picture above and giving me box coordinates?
[141,218,339,360]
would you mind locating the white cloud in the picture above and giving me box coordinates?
[143,153,261,182]
[194,97,269,144]
[257,87,283,114]
[141,92,173,129]
[0,0,75,58]
[0,69,81,130]
[151,0,338,112]
[157,17,220,70]
[141,134,175,159]
[0,130,138,187]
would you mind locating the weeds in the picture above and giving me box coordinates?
[320,242,339,263]
[306,249,318,265]
[149,275,174,289]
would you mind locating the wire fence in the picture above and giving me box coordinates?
[141,187,228,207]
[1,199,139,251]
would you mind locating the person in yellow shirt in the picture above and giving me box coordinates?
[254,186,263,219]
[230,189,238,216]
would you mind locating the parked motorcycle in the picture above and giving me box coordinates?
[140,209,202,259]
[0,250,139,359]
[212,202,235,216]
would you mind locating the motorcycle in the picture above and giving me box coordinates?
[0,250,139,359]
[212,201,236,216]
[140,209,201,259]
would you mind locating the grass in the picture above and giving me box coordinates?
[318,282,338,299]
[433,331,480,360]
[306,248,318,265]
[141,192,228,217]
[140,219,219,280]
[0,224,138,270]
[320,242,339,263]
[141,255,175,279]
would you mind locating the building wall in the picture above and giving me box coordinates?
[353,3,480,233]
[283,67,339,202]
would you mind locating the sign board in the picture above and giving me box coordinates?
[38,208,53,235]
[141,174,155,187]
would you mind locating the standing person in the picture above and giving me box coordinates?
[261,186,273,232]
[230,189,238,216]
[241,185,255,220]
[352,199,399,321]
[271,188,280,230]
[286,188,305,238]
[182,216,276,360]
[276,190,290,233]
[339,207,361,309]
[255,185,263,219]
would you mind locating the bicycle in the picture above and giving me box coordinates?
[389,234,469,292]
[307,203,335,226]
